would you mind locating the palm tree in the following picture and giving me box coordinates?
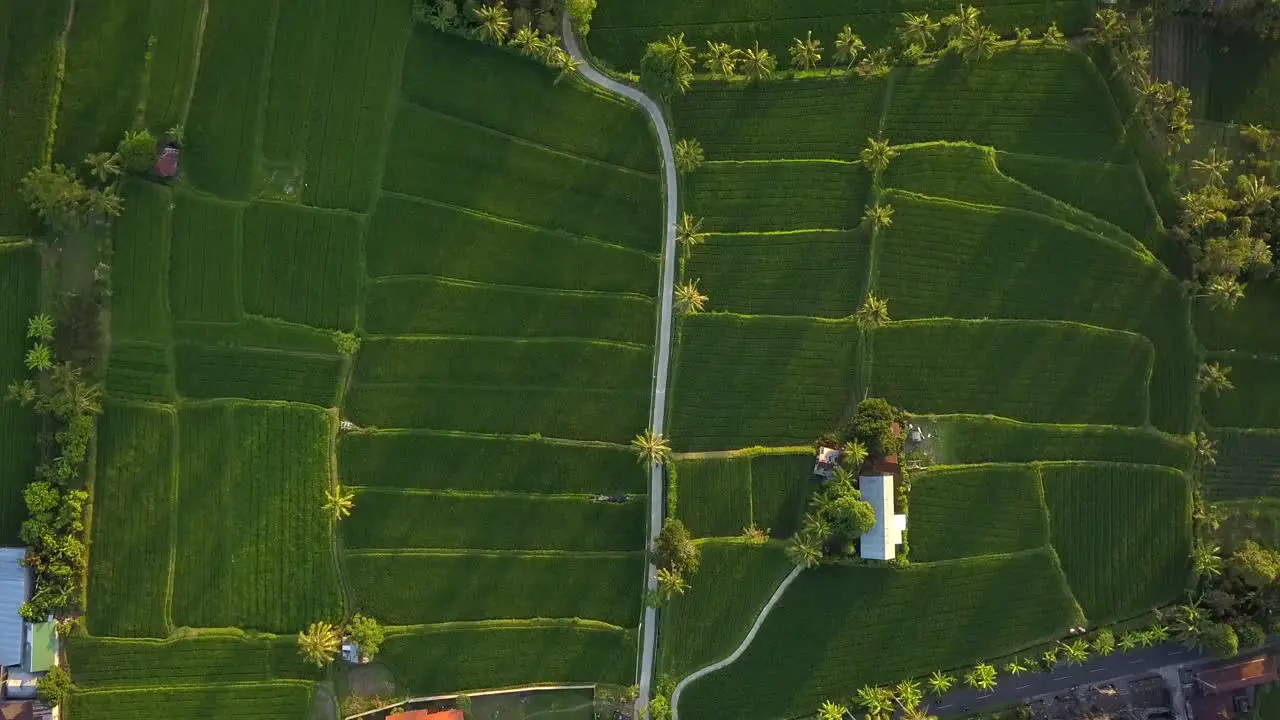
[1041,647,1059,669]
[25,343,52,372]
[974,663,997,690]
[833,25,865,69]
[741,42,777,81]
[1117,632,1140,651]
[786,529,823,568]
[677,213,707,247]
[841,440,868,469]
[902,704,938,720]
[1004,659,1027,676]
[87,187,125,219]
[1062,639,1090,665]
[1042,22,1066,46]
[860,138,898,173]
[1236,174,1279,211]
[957,22,998,62]
[675,279,708,314]
[428,0,459,31]
[631,429,671,467]
[84,152,122,184]
[855,294,890,330]
[1194,432,1218,466]
[1090,8,1126,45]
[789,31,823,71]
[551,48,581,85]
[856,686,895,719]
[702,41,742,77]
[511,26,540,53]
[863,203,894,230]
[1204,276,1246,309]
[297,621,342,667]
[26,314,54,342]
[899,12,939,52]
[1198,362,1234,395]
[926,670,954,697]
[818,700,849,720]
[472,3,511,45]
[1191,148,1233,188]
[324,484,356,520]
[894,680,922,710]
[1241,123,1276,152]
[1147,624,1170,643]
[942,4,981,41]
[1092,631,1116,656]
[656,567,689,600]
[674,138,705,174]
[1014,27,1032,45]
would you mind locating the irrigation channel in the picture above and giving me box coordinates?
[563,15,679,715]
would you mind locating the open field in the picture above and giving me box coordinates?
[675,458,754,537]
[0,243,40,543]
[678,550,1082,720]
[658,540,794,679]
[377,621,636,695]
[86,403,177,638]
[67,633,318,686]
[908,464,1049,562]
[684,161,871,232]
[345,550,644,626]
[171,402,343,632]
[1204,429,1280,501]
[1041,463,1190,623]
[67,681,314,720]
[921,415,1192,468]
[589,0,1092,74]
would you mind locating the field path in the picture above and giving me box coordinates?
[563,16,678,714]
[669,565,804,720]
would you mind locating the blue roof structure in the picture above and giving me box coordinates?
[0,548,28,667]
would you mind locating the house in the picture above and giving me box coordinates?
[153,141,181,181]
[1196,656,1277,694]
[859,474,907,561]
[388,710,464,720]
[0,701,32,720]
[0,549,28,669]
[812,443,842,479]
[341,639,369,665]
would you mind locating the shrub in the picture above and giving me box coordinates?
[1202,622,1239,658]
[654,519,700,577]
[846,397,901,458]
[1237,621,1266,649]
[347,614,385,660]
[117,129,158,173]
[37,665,71,707]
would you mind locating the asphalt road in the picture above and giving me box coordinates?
[931,642,1206,717]
[562,15,679,714]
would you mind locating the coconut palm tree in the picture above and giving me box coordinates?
[941,3,981,41]
[674,138,705,174]
[1204,276,1246,309]
[1042,22,1066,46]
[631,429,671,467]
[1041,647,1059,669]
[818,700,849,720]
[899,12,939,52]
[1241,123,1276,152]
[842,440,868,469]
[964,664,997,690]
[511,26,540,53]
[656,567,689,600]
[83,152,122,184]
[1236,174,1279,211]
[789,31,823,71]
[786,529,823,568]
[1092,630,1116,656]
[894,680,922,710]
[25,343,52,372]
[1198,362,1234,395]
[702,41,742,77]
[428,0,459,30]
[956,21,998,62]
[1191,149,1233,188]
[1194,432,1218,466]
[1014,27,1032,45]
[1004,659,1027,676]
[741,42,777,81]
[472,3,511,44]
[675,280,708,314]
[87,187,125,219]
[677,213,707,247]
[324,484,356,520]
[26,314,54,342]
[926,671,954,697]
[860,138,898,173]
[856,686,895,719]
[1090,8,1127,45]
[1117,632,1140,651]
[1062,639,1090,665]
[902,704,938,720]
[551,48,581,84]
[833,25,865,69]
[863,203,894,230]
[1193,542,1223,579]
[297,621,342,667]
[855,294,890,330]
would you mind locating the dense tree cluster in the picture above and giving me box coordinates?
[1173,0,1280,40]
[412,0,581,79]
[651,519,700,605]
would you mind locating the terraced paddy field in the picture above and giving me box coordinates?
[662,40,1199,720]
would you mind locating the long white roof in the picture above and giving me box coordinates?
[0,548,27,667]
[859,475,906,561]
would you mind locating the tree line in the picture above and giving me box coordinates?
[412,0,593,80]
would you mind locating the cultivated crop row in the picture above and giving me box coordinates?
[105,341,175,403]
[67,633,318,687]
[1194,284,1280,356]
[367,195,659,294]
[174,343,342,407]
[685,161,872,232]
[908,464,1050,561]
[343,490,647,551]
[1201,352,1280,429]
[382,102,662,252]
[673,453,813,539]
[143,0,203,132]
[345,550,645,626]
[686,230,868,317]
[169,190,243,324]
[668,314,864,451]
[259,0,328,166]
[111,181,174,344]
[86,404,178,638]
[402,31,661,173]
[870,319,1154,426]
[659,541,794,679]
[339,430,646,495]
[921,414,1192,468]
[67,681,314,720]
[1041,462,1190,623]
[0,243,40,542]
[680,549,1082,720]
[241,202,363,330]
[1204,429,1280,501]
[171,403,343,633]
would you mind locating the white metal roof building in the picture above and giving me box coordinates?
[859,475,907,561]
[0,548,28,667]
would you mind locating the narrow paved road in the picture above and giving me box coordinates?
[931,642,1205,717]
[670,566,804,720]
[562,16,679,714]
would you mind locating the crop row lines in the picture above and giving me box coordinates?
[349,486,646,502]
[367,274,656,302]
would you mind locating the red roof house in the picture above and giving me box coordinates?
[153,142,181,180]
[388,710,465,720]
[1197,656,1278,694]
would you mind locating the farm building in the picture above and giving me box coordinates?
[812,443,842,479]
[152,141,181,181]
[0,547,59,690]
[388,710,464,720]
[859,475,907,561]
[1188,655,1278,720]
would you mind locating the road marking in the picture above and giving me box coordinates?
[937,705,951,710]
[1129,659,1144,664]
[1090,668,1105,674]
[1016,685,1030,690]
[1052,676,1069,681]
[979,694,993,700]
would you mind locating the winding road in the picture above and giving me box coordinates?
[562,16,679,714]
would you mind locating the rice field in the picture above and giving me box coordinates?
[67,633,318,687]
[111,181,174,344]
[67,681,314,720]
[922,415,1192,468]
[675,458,754,537]
[168,190,244,324]
[1204,429,1280,501]
[1201,352,1280,429]
[908,464,1050,562]
[0,243,40,543]
[1041,462,1190,623]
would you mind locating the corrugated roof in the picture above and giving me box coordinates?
[1199,656,1277,693]
[25,621,55,672]
[859,475,904,561]
[389,711,464,720]
[0,549,27,667]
